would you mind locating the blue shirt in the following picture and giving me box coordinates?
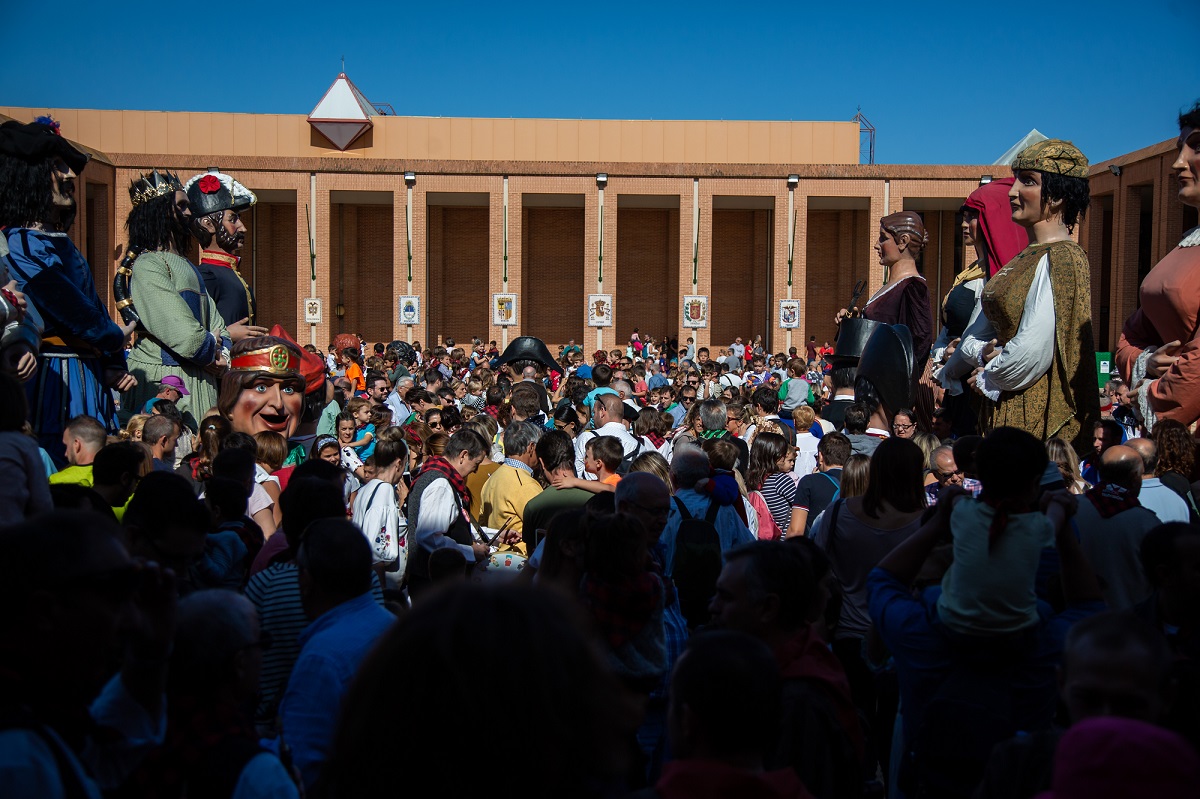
[270,592,395,789]
[648,373,669,390]
[657,488,754,577]
[867,567,1103,745]
[576,364,593,380]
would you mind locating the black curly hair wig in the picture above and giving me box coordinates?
[125,191,190,253]
[1039,172,1090,234]
[0,155,54,229]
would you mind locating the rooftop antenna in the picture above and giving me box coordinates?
[341,55,345,72]
[852,107,876,165]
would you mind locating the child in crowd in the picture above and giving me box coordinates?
[936,427,1072,638]
[463,378,485,410]
[778,358,811,419]
[336,411,367,483]
[346,397,376,459]
[584,436,624,486]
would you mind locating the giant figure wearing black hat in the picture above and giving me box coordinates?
[184,168,267,342]
[494,335,560,415]
[0,117,137,462]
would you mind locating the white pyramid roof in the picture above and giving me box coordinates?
[308,73,375,150]
[994,129,1048,166]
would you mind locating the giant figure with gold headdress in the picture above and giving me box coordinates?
[944,139,1099,450]
[122,170,230,429]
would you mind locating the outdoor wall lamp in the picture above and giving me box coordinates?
[979,175,993,185]
[596,173,608,188]
[1109,165,1122,177]
[787,174,799,188]
[404,171,416,186]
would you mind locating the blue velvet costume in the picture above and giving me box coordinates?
[3,227,125,463]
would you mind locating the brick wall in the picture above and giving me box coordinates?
[615,208,679,342]
[428,205,489,344]
[803,209,871,348]
[243,203,298,332]
[521,207,585,344]
[710,209,770,346]
[329,203,394,343]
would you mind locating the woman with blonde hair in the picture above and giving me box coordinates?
[122,414,151,442]
[1046,437,1087,494]
[673,400,705,450]
[630,451,671,486]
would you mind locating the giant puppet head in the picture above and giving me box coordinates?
[0,117,90,232]
[183,168,256,255]
[218,335,305,439]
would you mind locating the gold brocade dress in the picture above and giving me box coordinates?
[978,240,1099,450]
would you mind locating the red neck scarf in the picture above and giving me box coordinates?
[964,178,1027,277]
[419,455,471,506]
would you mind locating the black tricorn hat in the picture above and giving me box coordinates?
[493,336,561,374]
[0,118,89,174]
[833,318,881,362]
[856,324,915,411]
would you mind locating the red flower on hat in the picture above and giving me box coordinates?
[198,175,222,194]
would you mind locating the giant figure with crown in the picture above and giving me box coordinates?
[121,170,230,429]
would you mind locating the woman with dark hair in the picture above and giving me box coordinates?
[177,414,231,493]
[951,140,1098,449]
[747,431,796,534]
[1117,102,1200,431]
[1151,419,1200,519]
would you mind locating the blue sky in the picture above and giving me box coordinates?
[2,0,1195,164]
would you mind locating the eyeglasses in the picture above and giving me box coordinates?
[893,422,916,432]
[680,396,696,403]
[726,415,740,423]
[687,379,700,385]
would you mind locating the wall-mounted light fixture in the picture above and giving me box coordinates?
[1109,165,1122,177]
[979,175,993,185]
[403,171,416,186]
[787,174,799,189]
[335,303,345,318]
[596,173,608,188]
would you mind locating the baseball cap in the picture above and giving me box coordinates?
[160,375,189,395]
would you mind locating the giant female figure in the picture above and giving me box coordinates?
[1115,102,1200,431]
[945,140,1098,448]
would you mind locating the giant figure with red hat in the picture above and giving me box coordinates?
[0,117,137,463]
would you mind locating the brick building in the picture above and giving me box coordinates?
[3,78,1183,356]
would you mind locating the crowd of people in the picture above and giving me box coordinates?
[2,105,1200,799]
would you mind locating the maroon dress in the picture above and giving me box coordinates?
[861,275,933,374]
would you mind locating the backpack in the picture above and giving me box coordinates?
[671,496,723,627]
[748,490,783,540]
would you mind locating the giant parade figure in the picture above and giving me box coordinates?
[0,118,136,462]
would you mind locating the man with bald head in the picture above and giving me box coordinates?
[1075,444,1164,609]
[1125,437,1190,524]
[573,392,645,479]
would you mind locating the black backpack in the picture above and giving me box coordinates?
[671,496,723,628]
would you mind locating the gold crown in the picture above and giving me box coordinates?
[129,169,184,207]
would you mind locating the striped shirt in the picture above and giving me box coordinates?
[760,472,796,531]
